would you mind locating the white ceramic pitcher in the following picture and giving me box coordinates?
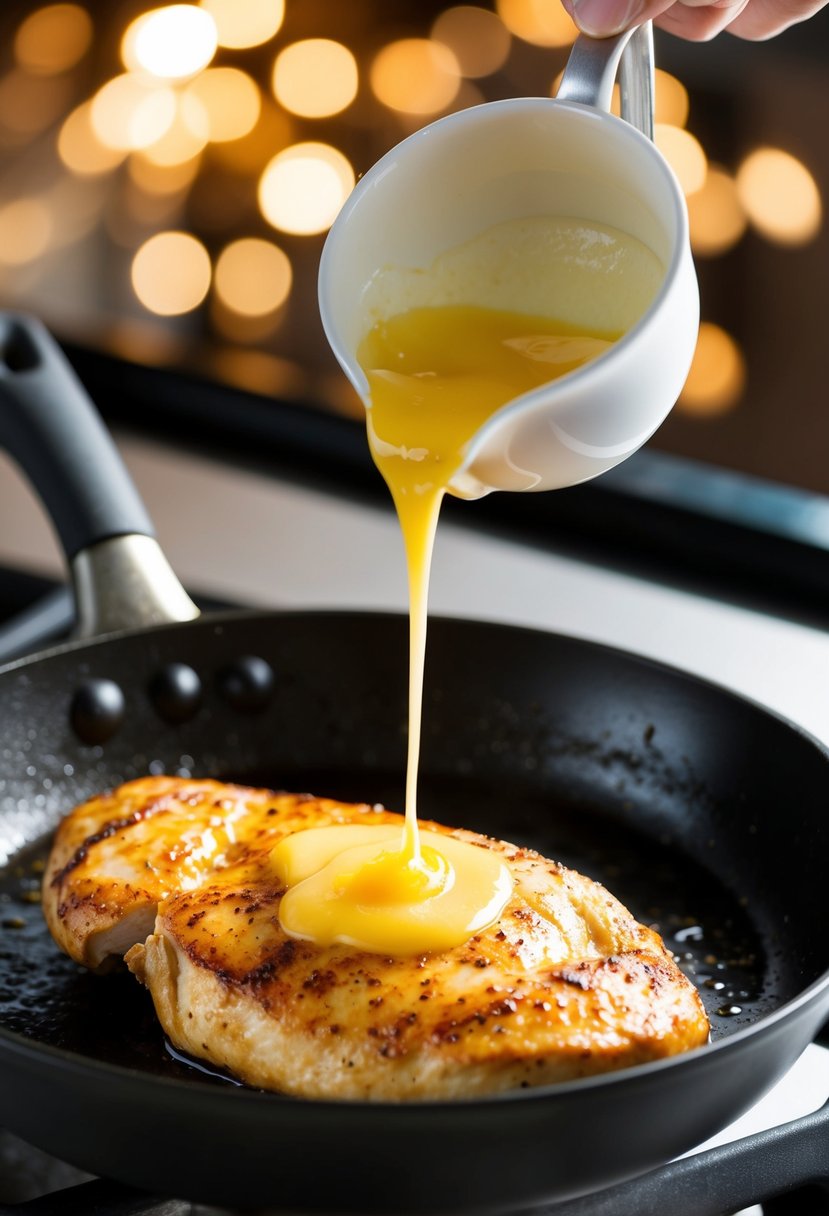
[318,25,699,498]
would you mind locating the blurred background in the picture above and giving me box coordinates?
[0,0,825,493]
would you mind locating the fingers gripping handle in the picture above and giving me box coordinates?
[0,314,154,559]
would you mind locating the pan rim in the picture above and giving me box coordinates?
[1,607,828,1112]
[0,966,828,1112]
[2,604,829,762]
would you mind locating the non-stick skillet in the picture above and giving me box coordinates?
[0,312,828,1216]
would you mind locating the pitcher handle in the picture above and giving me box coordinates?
[556,22,655,141]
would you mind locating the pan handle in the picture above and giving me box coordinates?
[552,1098,829,1216]
[0,314,197,638]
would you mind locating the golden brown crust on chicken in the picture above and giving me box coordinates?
[45,776,709,1100]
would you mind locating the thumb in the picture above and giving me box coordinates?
[560,0,673,35]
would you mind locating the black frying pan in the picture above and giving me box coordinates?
[0,313,828,1216]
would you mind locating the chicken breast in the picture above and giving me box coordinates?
[44,776,709,1100]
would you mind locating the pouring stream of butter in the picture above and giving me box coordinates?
[277,216,663,954]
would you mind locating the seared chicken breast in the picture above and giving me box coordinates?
[44,776,709,1100]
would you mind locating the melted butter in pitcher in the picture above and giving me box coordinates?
[277,216,663,955]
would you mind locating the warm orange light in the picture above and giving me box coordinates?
[45,177,103,249]
[0,198,52,265]
[214,238,292,316]
[449,80,486,114]
[654,70,689,128]
[736,147,821,246]
[371,39,460,116]
[432,7,511,78]
[258,142,354,236]
[122,6,218,80]
[496,0,577,47]
[123,180,186,228]
[210,307,285,345]
[272,40,358,119]
[209,347,304,397]
[679,322,746,416]
[58,101,127,175]
[319,372,364,420]
[200,0,284,49]
[0,69,74,137]
[14,4,93,75]
[141,93,209,166]
[186,68,261,143]
[129,153,201,194]
[687,165,747,257]
[208,98,292,173]
[90,75,177,151]
[131,231,211,315]
[655,124,707,196]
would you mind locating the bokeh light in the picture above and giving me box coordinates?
[44,176,104,249]
[208,98,291,173]
[209,347,304,397]
[141,93,209,166]
[736,148,821,246]
[655,124,707,196]
[90,76,177,151]
[122,6,218,80]
[258,142,354,235]
[123,179,186,228]
[58,101,127,175]
[129,152,201,195]
[687,165,747,257]
[496,0,577,47]
[186,68,261,142]
[371,39,460,115]
[200,0,284,49]
[272,40,358,119]
[0,69,74,137]
[431,7,511,78]
[0,198,52,265]
[131,231,211,315]
[679,322,746,416]
[14,4,93,75]
[654,70,689,128]
[214,238,292,316]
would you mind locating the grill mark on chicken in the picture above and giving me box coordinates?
[43,776,710,1099]
[50,804,169,888]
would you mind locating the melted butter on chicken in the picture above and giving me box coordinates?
[43,776,709,1100]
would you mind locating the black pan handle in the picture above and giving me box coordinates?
[0,315,154,559]
[0,314,198,639]
[546,1099,829,1216]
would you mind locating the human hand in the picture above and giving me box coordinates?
[561,0,828,41]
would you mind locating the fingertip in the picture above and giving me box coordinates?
[567,0,646,36]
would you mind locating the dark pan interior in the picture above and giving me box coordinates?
[0,609,825,1079]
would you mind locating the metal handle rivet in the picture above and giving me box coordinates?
[149,663,202,724]
[217,656,274,714]
[70,678,126,745]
